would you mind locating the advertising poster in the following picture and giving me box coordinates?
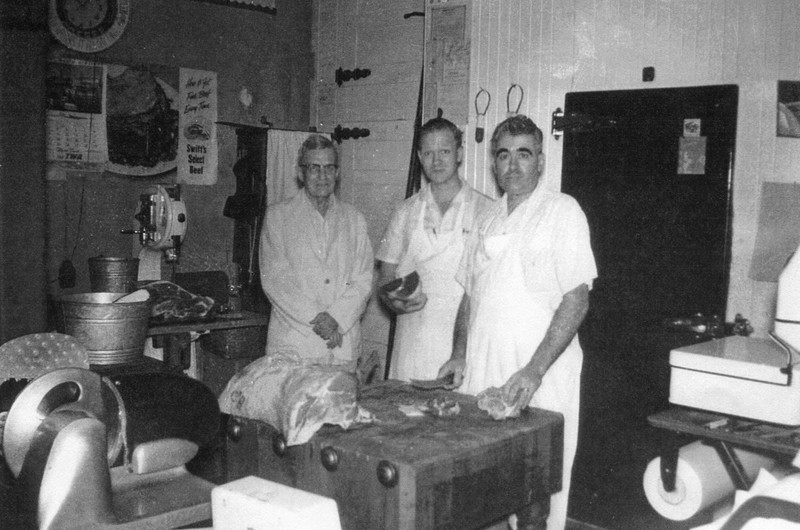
[178,68,218,185]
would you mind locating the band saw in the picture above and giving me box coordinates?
[120,184,187,282]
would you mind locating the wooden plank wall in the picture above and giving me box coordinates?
[311,0,425,365]
[461,0,800,340]
[313,0,800,360]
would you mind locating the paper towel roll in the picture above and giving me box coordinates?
[643,440,776,521]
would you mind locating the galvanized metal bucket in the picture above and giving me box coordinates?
[58,292,152,365]
[88,256,140,293]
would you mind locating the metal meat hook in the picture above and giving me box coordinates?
[474,87,491,143]
[506,84,524,117]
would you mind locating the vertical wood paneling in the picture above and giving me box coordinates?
[312,0,425,362]
[311,0,800,358]
[518,1,533,116]
[694,2,711,81]
[707,0,726,84]
[723,0,739,78]
[779,0,800,75]
[461,0,800,338]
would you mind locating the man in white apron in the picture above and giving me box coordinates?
[377,117,493,381]
[260,134,374,367]
[439,115,597,530]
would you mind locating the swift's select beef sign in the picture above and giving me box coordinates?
[178,69,218,185]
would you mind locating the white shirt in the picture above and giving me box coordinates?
[260,191,374,364]
[376,180,493,269]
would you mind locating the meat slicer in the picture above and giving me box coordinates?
[121,184,187,281]
[2,367,219,529]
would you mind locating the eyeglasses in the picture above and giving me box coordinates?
[303,164,338,176]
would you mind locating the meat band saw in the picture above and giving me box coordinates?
[2,367,220,529]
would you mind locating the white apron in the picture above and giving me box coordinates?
[389,203,467,381]
[462,227,582,530]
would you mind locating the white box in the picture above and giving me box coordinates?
[212,476,342,530]
[669,336,800,425]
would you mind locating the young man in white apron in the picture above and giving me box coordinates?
[377,118,493,381]
[439,115,597,530]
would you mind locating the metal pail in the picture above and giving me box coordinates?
[58,292,152,365]
[88,257,140,293]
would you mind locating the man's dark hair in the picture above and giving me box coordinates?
[418,117,463,149]
[490,115,543,156]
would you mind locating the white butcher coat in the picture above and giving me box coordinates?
[458,186,597,530]
[377,181,493,381]
[260,191,374,365]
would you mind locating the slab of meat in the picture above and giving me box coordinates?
[144,281,217,324]
[476,386,519,420]
[218,350,363,446]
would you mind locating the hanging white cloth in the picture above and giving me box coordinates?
[265,129,311,206]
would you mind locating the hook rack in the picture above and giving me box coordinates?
[332,125,370,144]
[335,67,372,87]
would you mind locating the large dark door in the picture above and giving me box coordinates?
[562,85,738,527]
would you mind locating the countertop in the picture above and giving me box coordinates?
[146,310,268,336]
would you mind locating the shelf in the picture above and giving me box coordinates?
[147,311,268,336]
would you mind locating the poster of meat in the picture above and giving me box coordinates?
[178,69,218,185]
[46,61,217,184]
[105,64,180,176]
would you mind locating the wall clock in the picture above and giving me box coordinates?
[49,0,131,53]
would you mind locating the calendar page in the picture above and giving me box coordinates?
[46,59,108,166]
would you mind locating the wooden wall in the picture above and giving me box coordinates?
[41,0,313,309]
[311,0,800,361]
[461,0,800,338]
[0,1,49,342]
[311,0,425,367]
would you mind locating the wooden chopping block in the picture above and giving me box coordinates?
[224,381,564,530]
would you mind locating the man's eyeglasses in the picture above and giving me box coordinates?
[303,164,338,176]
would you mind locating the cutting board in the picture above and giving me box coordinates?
[224,381,563,530]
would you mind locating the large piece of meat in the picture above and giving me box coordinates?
[218,350,363,446]
[143,281,217,324]
[107,68,178,168]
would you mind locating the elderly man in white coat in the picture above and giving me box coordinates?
[438,115,597,530]
[260,134,373,366]
[377,117,493,381]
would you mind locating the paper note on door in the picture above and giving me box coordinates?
[678,136,706,175]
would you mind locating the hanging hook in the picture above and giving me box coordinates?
[474,87,491,117]
[474,87,491,143]
[506,84,524,117]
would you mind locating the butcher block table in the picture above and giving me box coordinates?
[223,381,564,530]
